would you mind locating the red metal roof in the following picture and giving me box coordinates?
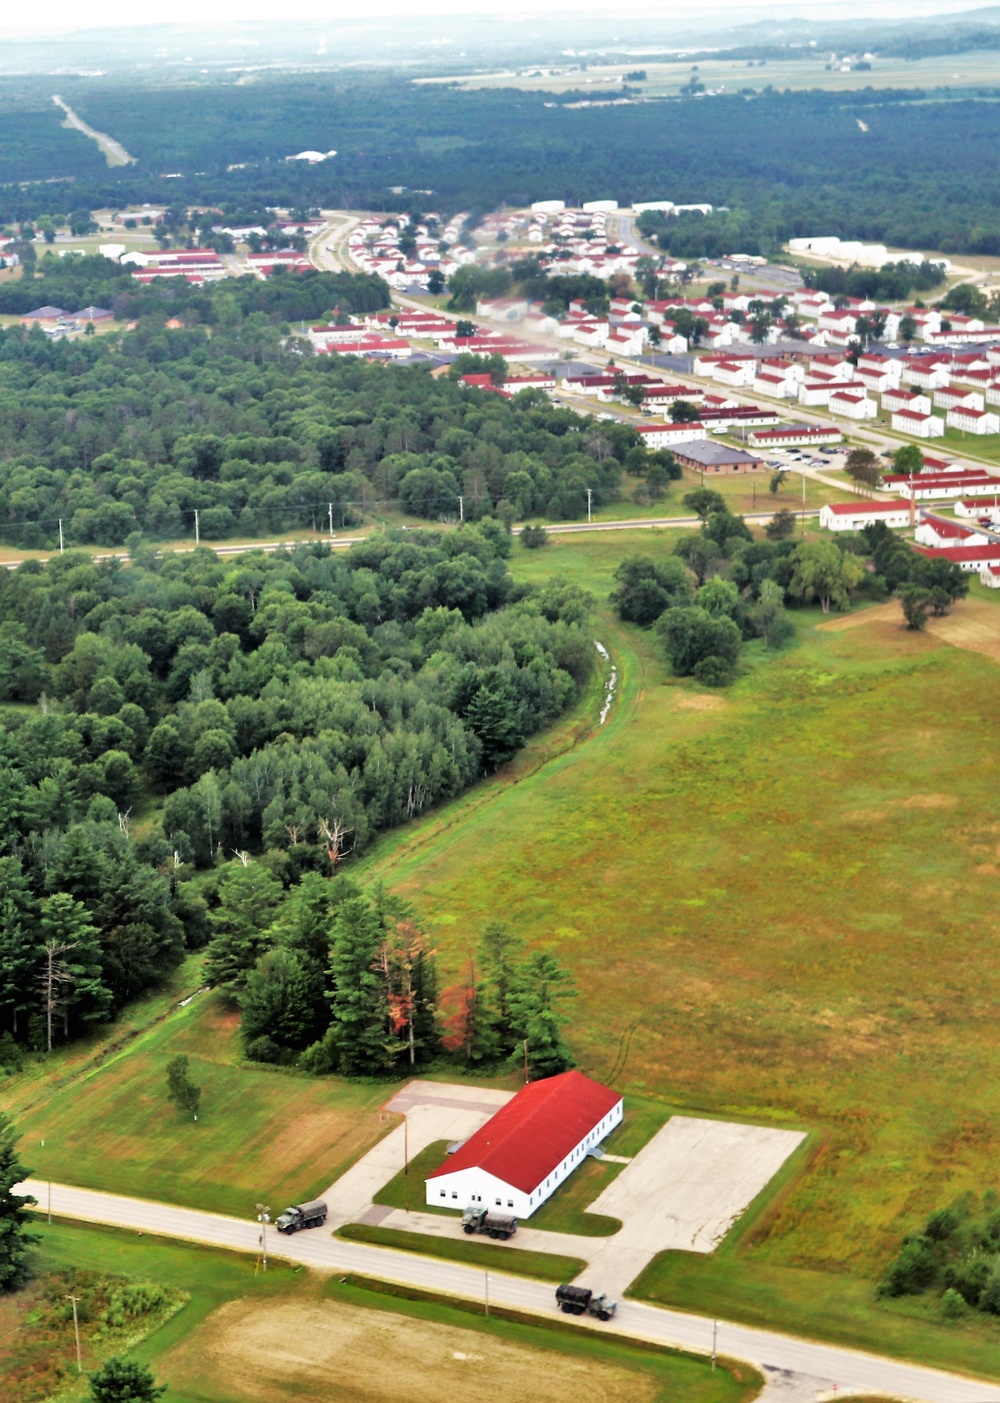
[427,1071,622,1195]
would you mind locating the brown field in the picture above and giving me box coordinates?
[821,596,1000,664]
[166,1297,657,1403]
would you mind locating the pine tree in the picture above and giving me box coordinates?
[508,950,577,1080]
[204,862,283,992]
[239,947,322,1061]
[478,922,523,1050]
[87,1355,167,1403]
[0,857,39,1038]
[328,890,393,1076]
[0,1112,39,1293]
[38,894,112,1049]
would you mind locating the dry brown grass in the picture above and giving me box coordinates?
[166,1298,657,1403]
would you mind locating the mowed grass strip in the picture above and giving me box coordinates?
[357,531,1000,1370]
[6,993,393,1217]
[337,1223,586,1283]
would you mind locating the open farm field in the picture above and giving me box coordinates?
[417,51,1000,97]
[12,1222,751,1403]
[356,528,1000,1370]
[0,990,394,1217]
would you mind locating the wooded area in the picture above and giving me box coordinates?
[5,74,1000,254]
[0,526,593,1057]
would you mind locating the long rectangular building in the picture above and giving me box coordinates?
[425,1070,622,1219]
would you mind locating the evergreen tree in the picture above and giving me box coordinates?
[478,922,523,1048]
[508,950,576,1079]
[38,893,112,1046]
[0,857,39,1038]
[0,1112,39,1293]
[88,1356,167,1403]
[239,947,323,1061]
[327,885,394,1076]
[204,862,283,992]
[165,1054,201,1120]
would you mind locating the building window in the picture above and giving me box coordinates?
[439,1191,446,1198]
[507,1200,514,1208]
[495,1198,501,1206]
[451,1192,458,1199]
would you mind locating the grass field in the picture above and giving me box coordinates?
[417,50,1000,96]
[0,986,395,1217]
[353,527,1000,1375]
[14,1221,752,1403]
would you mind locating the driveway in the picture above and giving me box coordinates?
[321,1082,512,1228]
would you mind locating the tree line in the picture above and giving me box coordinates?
[0,529,593,1054]
[0,299,650,552]
[205,869,575,1079]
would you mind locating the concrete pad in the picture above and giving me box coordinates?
[321,1081,513,1228]
[574,1116,806,1296]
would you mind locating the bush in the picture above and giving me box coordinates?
[521,523,549,549]
[878,1234,938,1296]
[692,654,736,688]
[942,1287,968,1319]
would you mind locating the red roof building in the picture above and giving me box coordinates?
[425,1070,623,1219]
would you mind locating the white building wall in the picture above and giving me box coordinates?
[425,1100,623,1219]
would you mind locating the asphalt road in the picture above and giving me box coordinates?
[22,1179,1000,1403]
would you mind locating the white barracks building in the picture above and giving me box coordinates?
[425,1070,622,1219]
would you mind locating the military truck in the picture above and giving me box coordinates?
[274,1199,328,1234]
[554,1283,617,1321]
[462,1205,518,1239]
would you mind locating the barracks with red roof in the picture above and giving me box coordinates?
[425,1070,622,1219]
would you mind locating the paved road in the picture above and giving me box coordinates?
[52,96,135,166]
[21,1178,1000,1402]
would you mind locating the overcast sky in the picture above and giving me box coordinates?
[2,0,976,34]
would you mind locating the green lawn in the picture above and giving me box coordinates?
[338,1223,587,1282]
[2,987,394,1217]
[15,1221,753,1403]
[356,528,1000,1378]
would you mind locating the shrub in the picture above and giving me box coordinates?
[521,523,549,549]
[878,1234,938,1296]
[693,654,736,688]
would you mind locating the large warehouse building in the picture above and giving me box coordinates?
[425,1070,623,1219]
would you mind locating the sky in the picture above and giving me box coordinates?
[0,0,983,33]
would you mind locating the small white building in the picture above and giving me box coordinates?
[829,390,876,420]
[946,407,1000,435]
[914,518,987,548]
[892,409,945,439]
[883,388,932,416]
[752,372,797,400]
[934,385,985,413]
[636,422,707,448]
[820,500,913,532]
[425,1071,623,1220]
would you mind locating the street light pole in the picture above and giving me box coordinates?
[256,1203,270,1272]
[67,1294,83,1373]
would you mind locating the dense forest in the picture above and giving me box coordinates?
[6,73,1000,255]
[0,260,641,552]
[0,527,593,1065]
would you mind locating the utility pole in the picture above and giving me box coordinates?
[586,488,593,523]
[711,1318,717,1373]
[256,1203,270,1272]
[328,502,335,538]
[484,1268,489,1317]
[67,1294,83,1373]
[523,1038,529,1083]
[48,1180,51,1224]
[403,1114,409,1176]
[194,508,200,546]
[58,519,64,554]
[458,494,464,522]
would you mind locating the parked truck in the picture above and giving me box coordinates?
[462,1205,518,1240]
[554,1283,617,1321]
[274,1199,328,1234]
